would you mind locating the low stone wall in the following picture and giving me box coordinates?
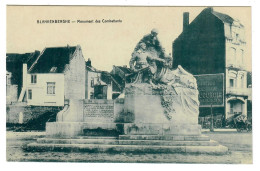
[6,104,61,124]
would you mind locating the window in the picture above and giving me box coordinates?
[239,49,244,66]
[91,78,94,87]
[28,89,32,100]
[235,33,239,42]
[31,75,37,84]
[47,82,55,95]
[90,92,94,99]
[230,103,234,114]
[240,75,244,88]
[229,79,234,87]
[228,47,237,66]
[6,75,11,85]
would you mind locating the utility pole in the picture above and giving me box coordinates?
[210,103,214,132]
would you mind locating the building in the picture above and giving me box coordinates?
[19,45,85,106]
[6,51,40,104]
[172,7,251,120]
[6,71,18,104]
[85,59,122,100]
[110,65,133,88]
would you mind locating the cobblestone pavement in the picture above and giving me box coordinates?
[6,131,252,164]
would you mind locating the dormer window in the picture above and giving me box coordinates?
[50,67,57,73]
[31,75,37,84]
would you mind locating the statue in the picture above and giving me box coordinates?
[134,28,166,59]
[129,42,165,85]
[126,29,199,124]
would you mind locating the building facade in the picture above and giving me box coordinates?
[6,71,18,104]
[85,60,122,100]
[6,51,40,104]
[172,7,251,120]
[19,45,85,106]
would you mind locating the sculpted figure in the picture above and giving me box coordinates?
[134,28,166,59]
[129,42,165,85]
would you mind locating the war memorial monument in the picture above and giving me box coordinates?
[26,29,228,155]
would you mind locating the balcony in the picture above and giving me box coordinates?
[226,87,251,96]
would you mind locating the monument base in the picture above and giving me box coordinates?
[26,132,228,155]
[45,122,201,138]
[123,123,201,135]
[45,122,124,138]
[26,121,228,155]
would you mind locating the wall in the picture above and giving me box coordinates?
[64,45,85,100]
[226,69,247,92]
[173,9,226,75]
[225,24,246,69]
[6,104,59,124]
[26,73,65,106]
[6,85,18,104]
[86,71,101,99]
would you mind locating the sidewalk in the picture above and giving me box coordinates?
[202,128,237,133]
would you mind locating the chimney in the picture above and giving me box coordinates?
[22,63,27,87]
[86,58,91,67]
[183,12,189,32]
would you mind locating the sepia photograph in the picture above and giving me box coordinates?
[4,5,253,164]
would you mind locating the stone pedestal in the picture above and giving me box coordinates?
[46,99,125,138]
[123,83,201,136]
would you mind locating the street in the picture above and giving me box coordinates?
[6,130,252,164]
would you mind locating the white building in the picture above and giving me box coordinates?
[19,45,85,106]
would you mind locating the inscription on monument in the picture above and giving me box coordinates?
[83,100,114,122]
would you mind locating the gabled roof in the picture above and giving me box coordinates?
[29,46,77,73]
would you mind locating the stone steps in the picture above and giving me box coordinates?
[119,135,210,141]
[26,142,228,154]
[37,138,219,146]
[26,134,228,155]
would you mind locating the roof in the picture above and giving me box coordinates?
[174,7,244,44]
[6,51,40,91]
[29,46,77,73]
[111,74,123,85]
[86,65,100,72]
[100,72,122,91]
[115,66,132,74]
[6,51,40,68]
[211,10,234,24]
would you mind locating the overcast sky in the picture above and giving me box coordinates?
[6,6,251,71]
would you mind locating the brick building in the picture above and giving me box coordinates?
[172,7,251,121]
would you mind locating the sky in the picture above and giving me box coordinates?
[6,6,251,71]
